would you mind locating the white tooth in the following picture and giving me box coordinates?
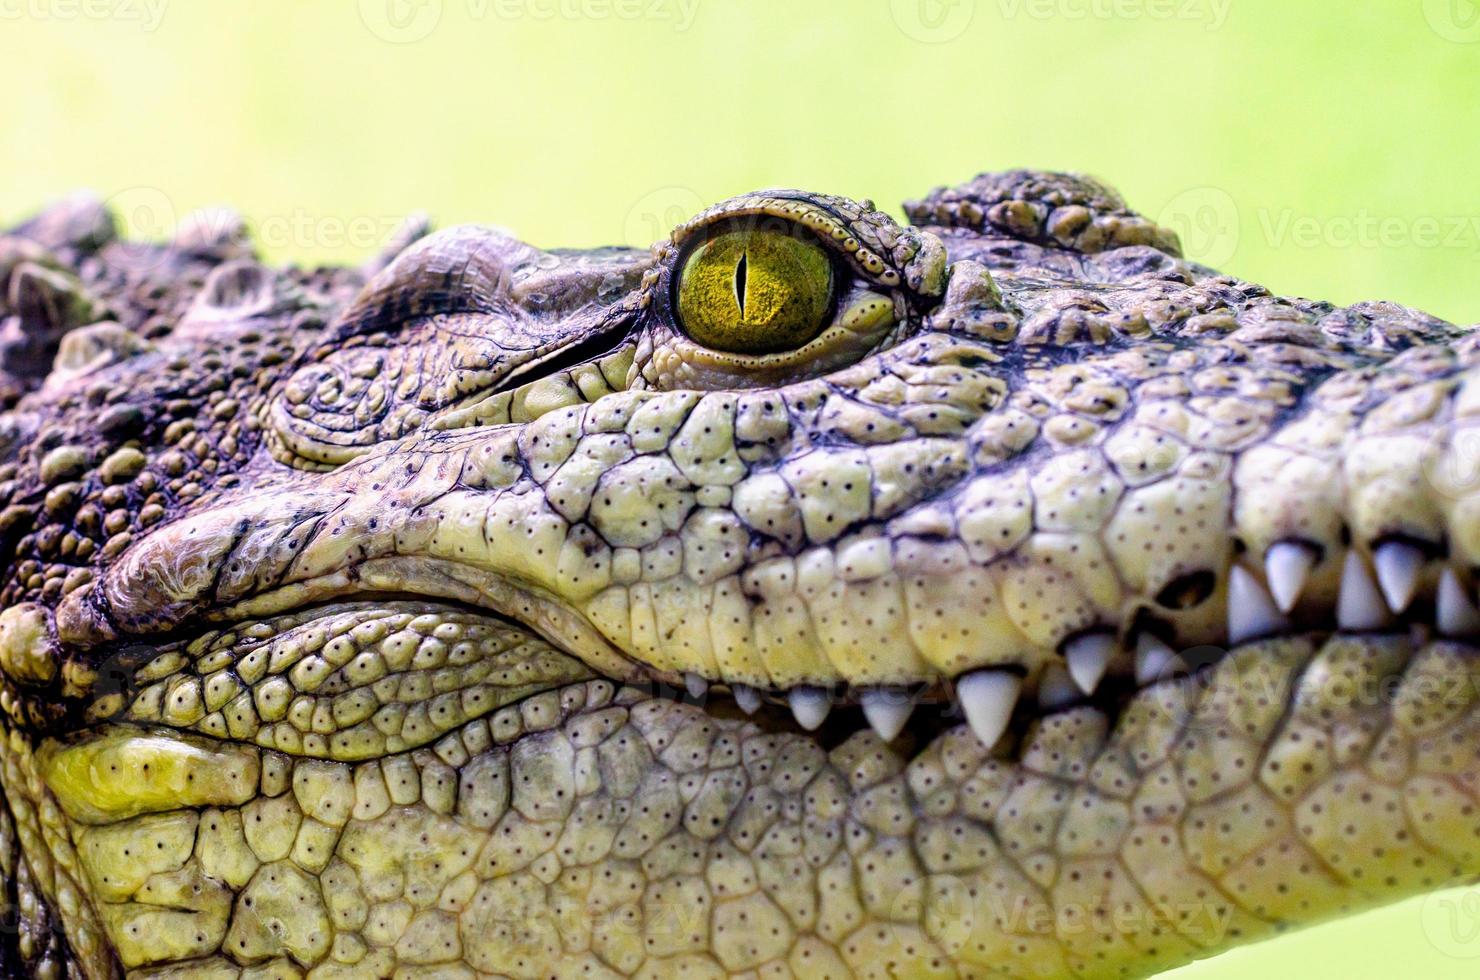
[1134,634,1183,686]
[1337,550,1394,631]
[1265,541,1317,614]
[860,689,914,742]
[788,686,831,731]
[1373,541,1425,614]
[1037,664,1080,710]
[733,684,762,715]
[1438,567,1480,637]
[1064,632,1115,695]
[1227,563,1290,645]
[684,673,708,699]
[956,670,1021,750]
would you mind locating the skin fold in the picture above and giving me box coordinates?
[0,171,1474,978]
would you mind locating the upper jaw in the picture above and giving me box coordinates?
[42,346,1480,753]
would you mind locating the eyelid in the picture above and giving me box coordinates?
[666,195,907,291]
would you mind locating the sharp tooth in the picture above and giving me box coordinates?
[1037,664,1080,710]
[733,684,762,715]
[788,686,831,731]
[1134,634,1185,686]
[1438,567,1480,637]
[684,673,708,699]
[1337,550,1394,631]
[1227,563,1290,645]
[1265,541,1317,614]
[1064,632,1115,695]
[1373,541,1424,613]
[860,689,914,742]
[956,670,1021,750]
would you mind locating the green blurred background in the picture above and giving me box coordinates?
[4,0,1480,976]
[3,0,1479,323]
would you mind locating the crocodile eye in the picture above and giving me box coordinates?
[674,225,834,355]
[637,192,947,391]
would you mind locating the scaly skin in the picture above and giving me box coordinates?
[0,171,1475,978]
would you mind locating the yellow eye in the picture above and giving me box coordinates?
[674,226,834,355]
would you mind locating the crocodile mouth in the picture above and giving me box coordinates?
[43,532,1480,764]
[67,594,973,760]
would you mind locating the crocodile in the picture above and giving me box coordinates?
[0,169,1474,979]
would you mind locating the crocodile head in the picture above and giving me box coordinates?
[0,171,1476,978]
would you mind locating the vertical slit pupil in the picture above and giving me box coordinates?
[733,251,748,317]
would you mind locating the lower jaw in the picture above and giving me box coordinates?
[17,606,1480,979]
